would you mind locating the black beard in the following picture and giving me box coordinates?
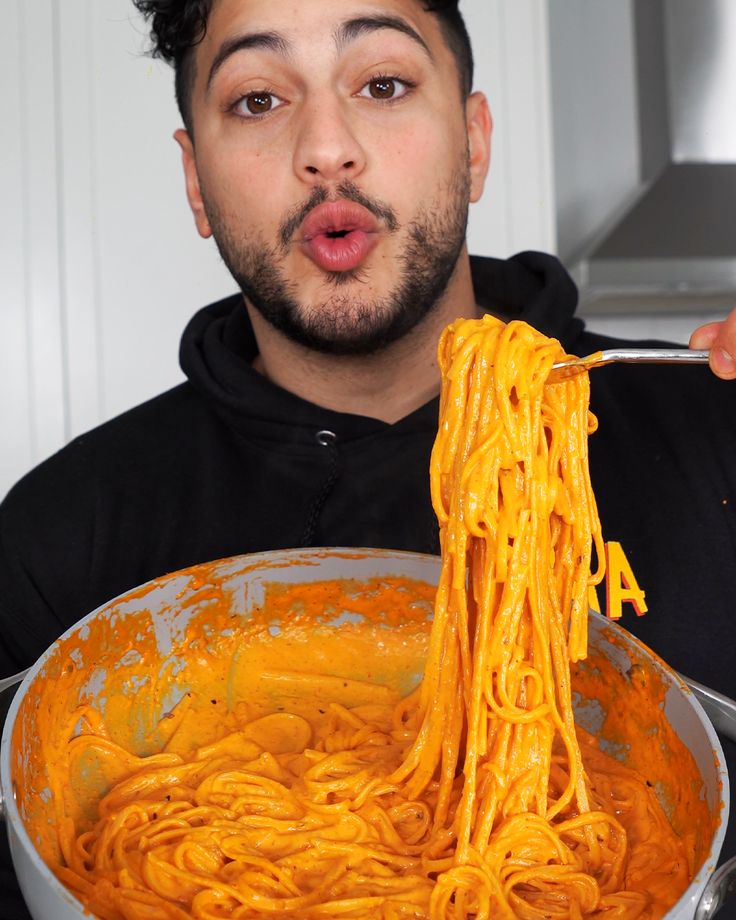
[204,172,470,357]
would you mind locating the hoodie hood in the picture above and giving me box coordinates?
[472,252,583,345]
[179,251,584,439]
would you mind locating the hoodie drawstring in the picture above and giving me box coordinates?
[300,430,340,546]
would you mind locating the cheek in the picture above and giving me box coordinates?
[376,141,464,220]
[368,115,464,188]
[199,152,290,228]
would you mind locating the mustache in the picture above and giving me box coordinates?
[279,181,399,250]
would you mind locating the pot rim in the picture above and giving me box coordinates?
[0,546,730,918]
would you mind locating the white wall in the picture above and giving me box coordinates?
[465,1,556,260]
[1,0,560,501]
[548,0,642,265]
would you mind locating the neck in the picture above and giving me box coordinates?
[248,253,481,424]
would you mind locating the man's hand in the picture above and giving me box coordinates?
[689,306,736,380]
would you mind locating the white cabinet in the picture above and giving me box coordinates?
[2,0,236,498]
[1,0,66,493]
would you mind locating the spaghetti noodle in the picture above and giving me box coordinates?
[50,316,692,919]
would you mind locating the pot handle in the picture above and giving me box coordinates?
[0,668,29,695]
[695,856,736,918]
[679,672,736,743]
[0,667,29,821]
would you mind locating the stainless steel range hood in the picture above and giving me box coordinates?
[576,0,736,300]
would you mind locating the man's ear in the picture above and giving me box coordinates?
[465,92,492,204]
[174,129,213,238]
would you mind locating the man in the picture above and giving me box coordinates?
[1,1,735,913]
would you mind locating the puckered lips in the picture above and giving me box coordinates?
[299,201,380,273]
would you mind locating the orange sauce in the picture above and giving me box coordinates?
[12,569,717,918]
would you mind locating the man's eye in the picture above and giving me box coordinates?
[234,90,285,117]
[358,77,412,101]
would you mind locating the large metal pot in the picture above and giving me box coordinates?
[0,548,731,919]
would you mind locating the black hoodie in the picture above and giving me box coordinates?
[0,253,734,911]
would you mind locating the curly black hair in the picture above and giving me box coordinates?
[131,0,473,133]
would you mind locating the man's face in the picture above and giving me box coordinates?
[177,0,490,355]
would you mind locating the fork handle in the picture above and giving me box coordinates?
[595,348,710,365]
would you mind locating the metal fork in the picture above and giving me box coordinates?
[551,348,710,379]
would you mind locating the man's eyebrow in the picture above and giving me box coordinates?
[206,32,291,92]
[205,15,432,94]
[335,15,434,61]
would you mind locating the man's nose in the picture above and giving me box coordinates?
[292,97,366,184]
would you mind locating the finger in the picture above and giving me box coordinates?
[688,322,721,351]
[710,346,736,379]
[689,317,736,379]
[712,309,736,379]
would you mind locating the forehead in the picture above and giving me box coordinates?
[196,0,450,71]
